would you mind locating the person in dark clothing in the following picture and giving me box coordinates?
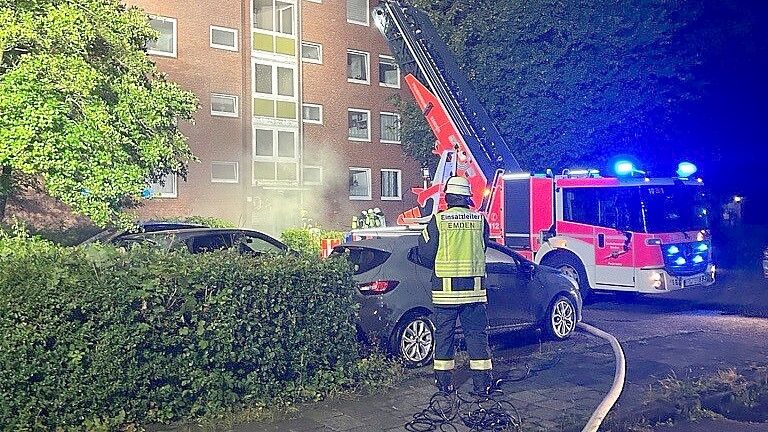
[418,176,493,395]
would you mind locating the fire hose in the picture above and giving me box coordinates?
[403,323,626,432]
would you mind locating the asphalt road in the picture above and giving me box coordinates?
[573,272,768,430]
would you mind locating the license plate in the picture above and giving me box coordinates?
[683,276,702,287]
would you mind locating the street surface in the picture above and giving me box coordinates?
[212,270,768,432]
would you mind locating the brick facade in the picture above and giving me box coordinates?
[127,0,421,235]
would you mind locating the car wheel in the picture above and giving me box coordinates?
[392,315,435,368]
[545,295,577,340]
[542,252,591,301]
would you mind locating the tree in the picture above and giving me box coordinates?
[0,0,197,225]
[402,0,745,173]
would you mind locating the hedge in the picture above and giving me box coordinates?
[281,227,345,257]
[0,231,370,430]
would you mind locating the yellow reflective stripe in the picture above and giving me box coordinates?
[474,277,482,291]
[442,277,451,292]
[432,295,488,305]
[421,228,429,242]
[432,290,487,298]
[469,359,493,370]
[433,359,455,371]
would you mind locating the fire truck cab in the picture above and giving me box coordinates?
[501,171,715,295]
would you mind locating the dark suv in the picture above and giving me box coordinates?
[333,236,582,367]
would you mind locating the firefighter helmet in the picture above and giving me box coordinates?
[444,176,472,196]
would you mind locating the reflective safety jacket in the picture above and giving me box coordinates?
[418,206,489,305]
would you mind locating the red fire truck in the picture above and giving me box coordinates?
[369,1,714,295]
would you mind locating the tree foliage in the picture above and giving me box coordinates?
[403,0,745,172]
[0,0,197,226]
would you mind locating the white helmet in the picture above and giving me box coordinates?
[444,176,472,196]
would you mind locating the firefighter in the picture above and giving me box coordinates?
[418,175,493,396]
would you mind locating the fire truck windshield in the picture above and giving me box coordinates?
[563,184,709,233]
[640,185,709,233]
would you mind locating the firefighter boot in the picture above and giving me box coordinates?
[470,371,496,397]
[434,371,454,394]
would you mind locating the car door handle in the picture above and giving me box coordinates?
[597,233,605,248]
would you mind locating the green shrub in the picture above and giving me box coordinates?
[281,227,345,256]
[0,231,367,430]
[156,215,235,228]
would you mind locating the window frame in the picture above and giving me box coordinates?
[301,41,323,64]
[303,165,323,185]
[210,93,239,118]
[346,50,370,85]
[209,25,238,51]
[380,169,402,201]
[147,15,177,58]
[251,0,297,37]
[302,103,323,124]
[349,167,372,201]
[149,173,177,198]
[378,55,401,88]
[379,111,401,144]
[347,108,371,142]
[346,0,369,26]
[211,161,240,184]
[252,61,297,101]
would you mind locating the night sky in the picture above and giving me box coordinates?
[676,1,767,221]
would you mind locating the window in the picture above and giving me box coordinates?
[211,161,239,183]
[347,0,369,25]
[147,16,177,57]
[148,174,177,198]
[349,168,371,200]
[563,187,643,231]
[302,103,323,124]
[253,128,298,182]
[210,26,238,51]
[210,94,239,117]
[380,112,401,143]
[303,165,323,185]
[301,41,322,63]
[253,0,295,35]
[253,62,295,98]
[348,109,370,141]
[347,50,369,84]
[379,56,400,88]
[254,129,296,158]
[381,169,402,200]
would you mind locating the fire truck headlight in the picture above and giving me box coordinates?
[650,272,664,289]
[675,257,687,266]
[692,255,704,264]
[666,245,680,255]
[697,243,708,252]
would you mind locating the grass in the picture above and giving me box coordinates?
[602,363,768,432]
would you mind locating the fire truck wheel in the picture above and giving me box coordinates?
[545,295,577,340]
[541,252,591,300]
[391,314,435,369]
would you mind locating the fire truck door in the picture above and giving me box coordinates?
[593,227,636,289]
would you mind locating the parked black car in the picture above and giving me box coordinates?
[86,227,288,255]
[332,235,583,367]
[81,221,206,245]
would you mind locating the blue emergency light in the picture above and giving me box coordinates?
[614,161,635,176]
[676,162,697,178]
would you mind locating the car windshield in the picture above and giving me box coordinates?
[640,185,709,233]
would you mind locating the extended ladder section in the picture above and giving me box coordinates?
[372,1,521,177]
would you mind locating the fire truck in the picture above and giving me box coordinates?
[367,1,715,295]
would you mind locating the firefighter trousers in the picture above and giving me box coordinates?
[432,303,492,392]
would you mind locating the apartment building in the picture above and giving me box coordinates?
[130,0,421,234]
